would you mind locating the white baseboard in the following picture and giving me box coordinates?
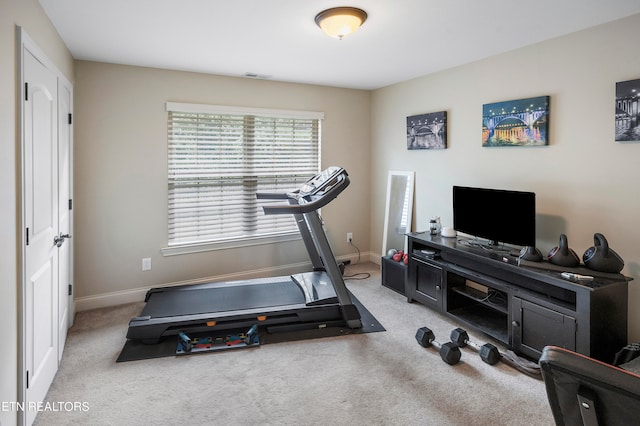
[74,252,375,312]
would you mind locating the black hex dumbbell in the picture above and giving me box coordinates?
[450,327,500,365]
[415,327,461,365]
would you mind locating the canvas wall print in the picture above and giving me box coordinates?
[482,96,549,147]
[406,111,447,150]
[615,78,640,141]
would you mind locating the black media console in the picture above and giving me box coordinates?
[405,232,630,363]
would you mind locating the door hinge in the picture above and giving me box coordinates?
[68,113,73,125]
[68,284,73,296]
[26,228,29,246]
[25,82,28,101]
[69,199,73,210]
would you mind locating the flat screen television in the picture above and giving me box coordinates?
[453,186,536,248]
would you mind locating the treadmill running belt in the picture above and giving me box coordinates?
[141,280,306,318]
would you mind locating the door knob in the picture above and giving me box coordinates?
[54,233,72,248]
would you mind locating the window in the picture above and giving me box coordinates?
[164,102,322,254]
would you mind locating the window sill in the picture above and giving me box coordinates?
[161,232,301,257]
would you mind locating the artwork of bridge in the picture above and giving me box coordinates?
[406,111,447,149]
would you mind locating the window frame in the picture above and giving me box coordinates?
[161,102,324,257]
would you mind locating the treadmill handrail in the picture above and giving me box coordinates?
[262,174,350,215]
[256,191,297,200]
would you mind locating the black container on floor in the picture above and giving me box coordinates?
[381,256,407,295]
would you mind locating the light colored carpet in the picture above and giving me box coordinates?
[35,262,554,425]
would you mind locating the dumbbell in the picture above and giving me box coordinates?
[415,327,461,365]
[450,327,500,365]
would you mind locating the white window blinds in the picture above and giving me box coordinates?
[166,102,323,247]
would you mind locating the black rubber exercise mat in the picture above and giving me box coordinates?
[116,292,385,362]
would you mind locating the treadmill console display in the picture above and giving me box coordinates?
[299,166,344,197]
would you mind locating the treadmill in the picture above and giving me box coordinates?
[126,166,362,344]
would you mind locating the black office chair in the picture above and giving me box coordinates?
[539,345,640,425]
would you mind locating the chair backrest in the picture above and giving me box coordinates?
[539,346,640,425]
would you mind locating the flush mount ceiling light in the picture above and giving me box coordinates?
[314,7,368,40]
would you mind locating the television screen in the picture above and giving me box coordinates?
[453,186,536,247]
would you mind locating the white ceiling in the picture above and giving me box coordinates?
[39,0,640,90]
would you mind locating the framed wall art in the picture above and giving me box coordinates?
[406,111,447,150]
[615,78,640,142]
[482,96,549,147]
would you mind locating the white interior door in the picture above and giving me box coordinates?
[57,79,73,360]
[23,46,59,426]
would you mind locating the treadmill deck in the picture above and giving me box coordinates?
[141,280,305,318]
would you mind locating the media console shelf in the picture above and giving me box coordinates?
[406,232,630,363]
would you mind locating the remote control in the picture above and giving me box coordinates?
[561,272,594,281]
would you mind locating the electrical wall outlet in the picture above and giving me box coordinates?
[347,232,353,243]
[142,257,152,271]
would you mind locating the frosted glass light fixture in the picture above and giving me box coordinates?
[314,7,368,40]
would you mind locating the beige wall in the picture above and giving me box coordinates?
[73,61,371,302]
[0,0,74,424]
[370,14,640,340]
